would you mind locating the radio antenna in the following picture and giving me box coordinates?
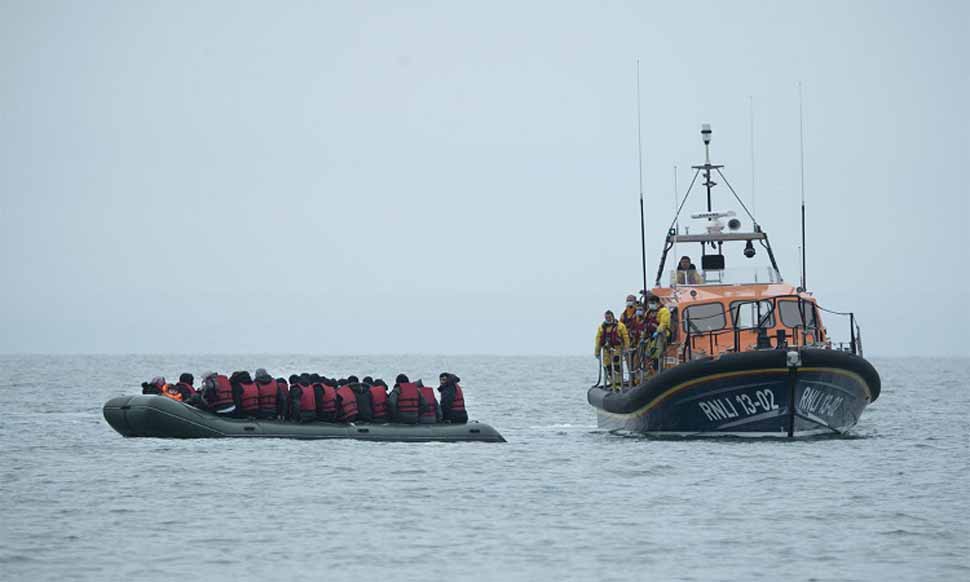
[798,82,807,290]
[749,96,756,218]
[636,58,648,295]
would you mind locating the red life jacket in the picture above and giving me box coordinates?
[336,385,359,422]
[238,381,260,415]
[449,384,466,412]
[319,384,338,414]
[298,384,316,413]
[369,386,389,419]
[599,323,622,347]
[256,379,278,414]
[644,310,659,335]
[208,375,234,410]
[397,382,420,416]
[419,385,438,421]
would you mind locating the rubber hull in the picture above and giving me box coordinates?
[104,395,506,443]
[587,348,880,437]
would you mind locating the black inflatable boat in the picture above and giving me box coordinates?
[104,395,506,443]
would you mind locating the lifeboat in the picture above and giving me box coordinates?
[587,125,880,437]
[103,395,506,443]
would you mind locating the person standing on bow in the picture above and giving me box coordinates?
[595,310,630,389]
[626,306,648,384]
[620,294,639,330]
[643,293,672,373]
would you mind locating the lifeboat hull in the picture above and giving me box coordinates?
[103,395,505,443]
[587,348,879,437]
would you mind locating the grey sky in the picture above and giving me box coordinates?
[1,1,966,356]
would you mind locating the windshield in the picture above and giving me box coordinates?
[683,303,726,332]
[669,267,782,286]
[730,300,775,329]
[778,300,817,328]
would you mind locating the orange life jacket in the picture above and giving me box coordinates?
[160,384,184,402]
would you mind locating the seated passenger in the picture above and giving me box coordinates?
[369,379,390,423]
[275,377,289,420]
[254,368,285,420]
[291,374,319,423]
[675,256,703,285]
[418,381,441,424]
[200,371,235,414]
[314,375,338,423]
[335,378,360,423]
[389,374,420,424]
[437,373,467,424]
[172,373,196,401]
[348,376,374,422]
[229,370,260,418]
[141,376,166,395]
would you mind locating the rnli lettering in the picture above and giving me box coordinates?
[799,386,843,418]
[697,389,778,422]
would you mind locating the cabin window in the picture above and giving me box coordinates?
[683,303,726,333]
[730,300,775,329]
[778,300,817,329]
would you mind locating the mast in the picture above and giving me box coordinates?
[749,96,756,217]
[636,59,647,295]
[702,124,713,212]
[798,82,807,290]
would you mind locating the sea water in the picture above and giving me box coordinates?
[0,355,967,581]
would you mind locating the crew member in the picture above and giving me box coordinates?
[418,381,441,424]
[276,377,290,420]
[644,292,672,372]
[626,307,648,383]
[369,379,390,423]
[389,374,421,424]
[437,372,467,424]
[594,310,630,389]
[620,294,639,329]
[675,256,703,285]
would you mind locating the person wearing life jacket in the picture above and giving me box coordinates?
[230,370,260,418]
[172,373,196,400]
[253,368,284,420]
[275,377,289,420]
[335,379,360,423]
[620,294,640,330]
[595,310,630,389]
[368,379,390,423]
[157,374,193,402]
[348,376,374,422]
[437,372,467,424]
[644,292,672,372]
[201,371,236,414]
[626,306,648,383]
[417,380,441,424]
[290,373,319,423]
[313,375,339,423]
[675,256,703,285]
[141,376,166,395]
[389,374,421,424]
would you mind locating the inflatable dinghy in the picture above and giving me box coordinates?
[104,395,506,443]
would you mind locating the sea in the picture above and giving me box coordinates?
[0,354,967,582]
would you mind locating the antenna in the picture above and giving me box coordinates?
[798,82,807,290]
[673,164,679,268]
[749,96,756,217]
[636,58,647,295]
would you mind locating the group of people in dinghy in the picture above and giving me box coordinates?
[141,370,468,424]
